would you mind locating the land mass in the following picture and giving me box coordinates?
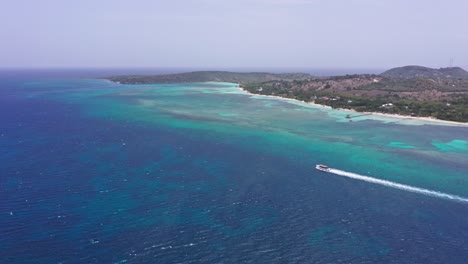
[107,71,311,84]
[106,66,468,122]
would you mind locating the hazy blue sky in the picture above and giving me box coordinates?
[1,0,467,69]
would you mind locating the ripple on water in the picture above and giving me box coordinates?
[308,224,390,259]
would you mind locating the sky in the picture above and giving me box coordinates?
[1,0,468,70]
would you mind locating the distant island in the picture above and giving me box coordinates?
[107,71,312,84]
[106,66,468,122]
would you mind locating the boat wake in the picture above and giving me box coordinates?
[328,168,468,204]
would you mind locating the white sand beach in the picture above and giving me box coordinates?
[238,86,468,127]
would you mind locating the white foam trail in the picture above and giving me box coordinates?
[328,169,468,204]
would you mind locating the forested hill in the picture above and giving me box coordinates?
[107,71,312,84]
[381,66,468,79]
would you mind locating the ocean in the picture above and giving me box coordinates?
[1,69,467,263]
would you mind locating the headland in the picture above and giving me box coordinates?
[105,66,468,123]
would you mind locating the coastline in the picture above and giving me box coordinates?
[237,85,468,127]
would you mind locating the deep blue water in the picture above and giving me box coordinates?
[1,70,468,263]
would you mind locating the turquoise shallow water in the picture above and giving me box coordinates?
[1,74,468,263]
[49,80,468,196]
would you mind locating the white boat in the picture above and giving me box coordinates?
[315,164,331,172]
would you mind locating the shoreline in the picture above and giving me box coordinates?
[237,86,468,127]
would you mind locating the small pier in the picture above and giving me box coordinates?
[345,113,372,119]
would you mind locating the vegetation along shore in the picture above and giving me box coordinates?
[107,65,468,123]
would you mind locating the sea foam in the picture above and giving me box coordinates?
[328,169,468,204]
